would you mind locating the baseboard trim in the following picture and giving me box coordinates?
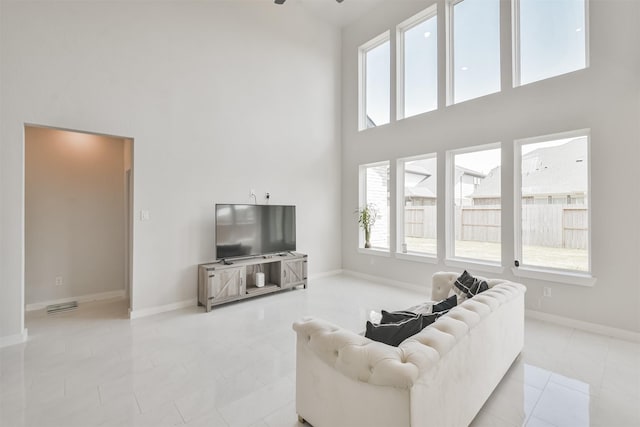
[343,269,426,294]
[309,269,343,280]
[129,298,197,320]
[0,328,28,349]
[26,290,126,312]
[526,309,640,343]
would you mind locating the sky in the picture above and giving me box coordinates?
[364,0,586,126]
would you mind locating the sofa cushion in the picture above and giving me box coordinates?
[365,315,423,347]
[381,310,440,329]
[432,295,457,313]
[453,270,489,300]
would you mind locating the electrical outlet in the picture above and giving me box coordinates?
[543,287,552,297]
[55,276,63,286]
[140,210,150,221]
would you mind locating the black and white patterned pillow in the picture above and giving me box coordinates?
[365,314,423,347]
[432,295,458,314]
[453,270,489,300]
[381,310,440,329]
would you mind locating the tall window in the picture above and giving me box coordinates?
[447,144,501,263]
[397,154,437,257]
[397,5,438,119]
[515,130,590,272]
[448,0,501,104]
[514,0,588,86]
[359,162,390,250]
[359,32,390,130]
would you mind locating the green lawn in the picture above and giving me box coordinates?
[405,237,588,271]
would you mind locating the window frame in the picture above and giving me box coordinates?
[358,161,391,254]
[396,4,438,121]
[445,142,504,273]
[358,31,391,131]
[512,0,590,88]
[396,153,439,263]
[513,129,595,286]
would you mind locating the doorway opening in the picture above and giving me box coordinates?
[24,124,134,324]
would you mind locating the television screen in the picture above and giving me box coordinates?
[215,204,296,259]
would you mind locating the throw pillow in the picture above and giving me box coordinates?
[454,270,489,298]
[365,314,423,347]
[380,310,418,324]
[381,310,440,329]
[420,312,439,329]
[432,295,457,314]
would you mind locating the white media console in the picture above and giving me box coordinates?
[197,252,307,312]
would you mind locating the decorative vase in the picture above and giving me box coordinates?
[364,229,371,248]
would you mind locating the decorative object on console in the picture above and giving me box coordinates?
[356,203,378,248]
[255,271,265,288]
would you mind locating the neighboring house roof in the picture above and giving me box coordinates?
[406,186,436,198]
[405,165,484,199]
[404,163,432,178]
[456,165,486,179]
[471,138,588,198]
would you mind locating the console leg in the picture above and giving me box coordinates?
[297,415,305,424]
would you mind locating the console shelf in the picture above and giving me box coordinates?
[246,283,279,296]
[197,252,307,312]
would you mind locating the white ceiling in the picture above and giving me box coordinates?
[296,0,384,28]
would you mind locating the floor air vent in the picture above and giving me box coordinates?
[46,301,78,314]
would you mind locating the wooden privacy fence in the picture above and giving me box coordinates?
[521,205,587,249]
[405,206,437,239]
[405,205,587,249]
[458,206,501,243]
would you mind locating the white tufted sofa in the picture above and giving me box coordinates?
[292,272,526,427]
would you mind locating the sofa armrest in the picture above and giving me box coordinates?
[431,272,459,301]
[293,317,438,389]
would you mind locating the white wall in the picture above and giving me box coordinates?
[25,127,125,305]
[341,0,640,332]
[0,0,342,339]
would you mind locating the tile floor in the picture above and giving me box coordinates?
[1,274,639,427]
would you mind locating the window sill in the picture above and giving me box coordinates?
[395,252,439,264]
[511,266,596,287]
[444,258,505,274]
[357,248,391,257]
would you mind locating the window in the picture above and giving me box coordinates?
[514,0,588,86]
[447,0,501,104]
[397,6,438,119]
[515,130,590,273]
[359,162,390,250]
[446,144,501,264]
[397,154,437,257]
[359,32,391,130]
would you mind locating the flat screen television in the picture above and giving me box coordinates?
[215,204,296,259]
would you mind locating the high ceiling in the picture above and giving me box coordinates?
[296,0,385,27]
